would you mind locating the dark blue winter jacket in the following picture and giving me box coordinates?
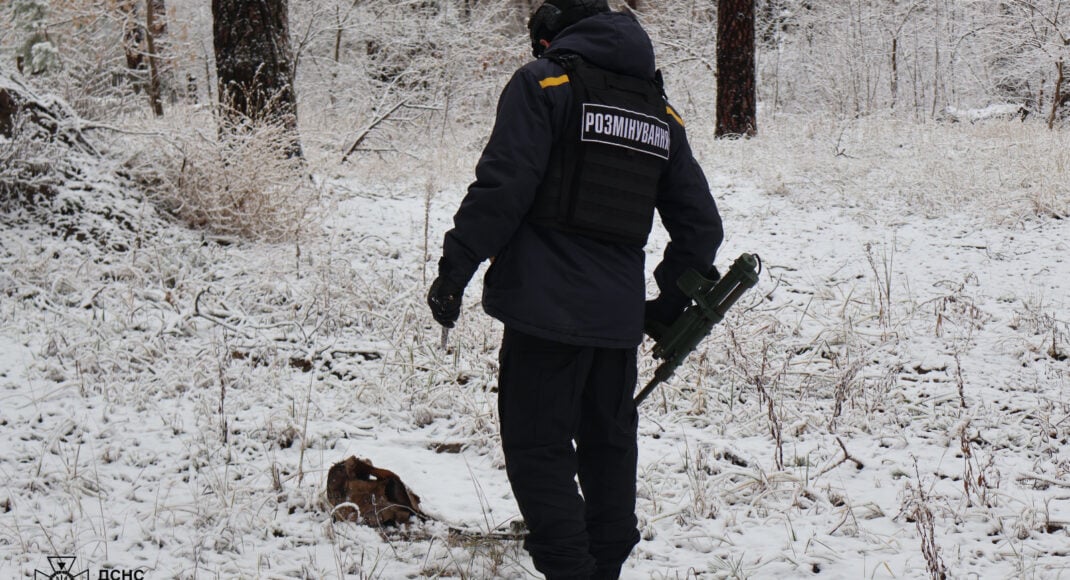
[440,11,723,348]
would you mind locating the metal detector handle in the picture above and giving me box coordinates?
[635,253,761,406]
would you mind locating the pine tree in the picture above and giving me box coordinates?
[716,0,757,137]
[212,0,302,157]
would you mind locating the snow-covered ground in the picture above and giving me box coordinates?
[2,114,1069,579]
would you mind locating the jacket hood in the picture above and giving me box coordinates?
[544,12,656,79]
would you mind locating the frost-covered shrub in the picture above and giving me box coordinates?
[133,112,320,242]
[0,113,62,205]
[0,74,160,250]
[12,0,59,75]
[291,0,524,153]
[0,74,84,206]
[3,0,178,120]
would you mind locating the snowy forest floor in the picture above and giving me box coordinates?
[2,112,1070,579]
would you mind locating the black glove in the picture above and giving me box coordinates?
[427,275,464,328]
[644,266,718,341]
[644,298,678,342]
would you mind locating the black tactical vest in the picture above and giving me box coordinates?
[527,55,671,247]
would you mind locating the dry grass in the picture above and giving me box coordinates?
[126,107,322,243]
[699,114,1069,223]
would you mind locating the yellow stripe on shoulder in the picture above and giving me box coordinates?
[538,74,570,89]
[666,105,685,127]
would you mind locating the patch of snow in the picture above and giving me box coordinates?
[2,116,1070,579]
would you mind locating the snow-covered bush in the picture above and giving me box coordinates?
[129,110,321,242]
[0,109,63,205]
[11,0,58,75]
[0,73,161,251]
[2,0,192,121]
[290,0,524,157]
[635,0,1070,122]
[1,72,86,206]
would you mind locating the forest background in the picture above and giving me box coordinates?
[2,0,1070,578]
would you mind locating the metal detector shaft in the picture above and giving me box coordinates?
[635,253,760,406]
[634,376,662,407]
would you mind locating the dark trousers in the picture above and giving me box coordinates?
[498,327,641,580]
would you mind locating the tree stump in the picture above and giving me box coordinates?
[0,74,96,154]
[0,87,18,138]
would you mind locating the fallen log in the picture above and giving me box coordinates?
[0,73,96,155]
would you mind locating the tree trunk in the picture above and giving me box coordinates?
[0,88,18,138]
[145,0,164,117]
[716,0,757,137]
[1049,60,1066,130]
[890,36,899,110]
[212,0,302,157]
[120,0,168,115]
[120,0,145,73]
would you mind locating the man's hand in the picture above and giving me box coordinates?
[643,299,677,342]
[427,276,464,328]
[645,266,719,341]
